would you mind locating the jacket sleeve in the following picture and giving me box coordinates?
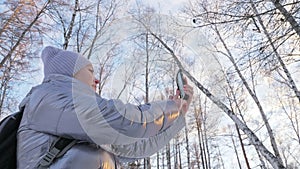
[102,114,185,159]
[72,81,183,145]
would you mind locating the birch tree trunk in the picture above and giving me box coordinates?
[178,142,182,169]
[156,152,160,169]
[144,32,151,169]
[62,0,79,50]
[231,133,242,169]
[184,123,191,168]
[235,124,251,169]
[149,30,286,169]
[270,0,300,38]
[213,26,284,167]
[250,0,300,103]
[166,143,171,169]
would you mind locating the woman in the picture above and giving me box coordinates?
[17,46,193,169]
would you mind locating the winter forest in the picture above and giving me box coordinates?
[0,0,300,168]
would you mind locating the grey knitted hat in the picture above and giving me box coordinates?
[41,46,91,78]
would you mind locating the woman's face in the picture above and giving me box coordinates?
[74,64,98,91]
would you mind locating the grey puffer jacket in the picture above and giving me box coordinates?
[17,74,185,169]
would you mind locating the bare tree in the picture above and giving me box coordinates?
[184,121,191,168]
[213,25,284,166]
[62,0,79,50]
[193,100,207,169]
[181,0,300,168]
[166,143,171,169]
[0,0,51,68]
[0,0,50,117]
[147,29,286,168]
[249,0,300,103]
[270,0,300,37]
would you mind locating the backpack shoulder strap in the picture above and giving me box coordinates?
[37,137,76,169]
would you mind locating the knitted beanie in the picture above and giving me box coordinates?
[41,46,91,78]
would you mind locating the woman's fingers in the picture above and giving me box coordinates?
[183,77,188,85]
[169,80,194,115]
[183,85,194,99]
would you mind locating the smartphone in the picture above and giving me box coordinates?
[176,69,189,100]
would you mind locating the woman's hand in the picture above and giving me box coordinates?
[170,77,194,115]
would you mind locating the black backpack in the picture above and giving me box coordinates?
[0,108,76,169]
[0,108,24,169]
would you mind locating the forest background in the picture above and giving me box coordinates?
[0,0,299,168]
